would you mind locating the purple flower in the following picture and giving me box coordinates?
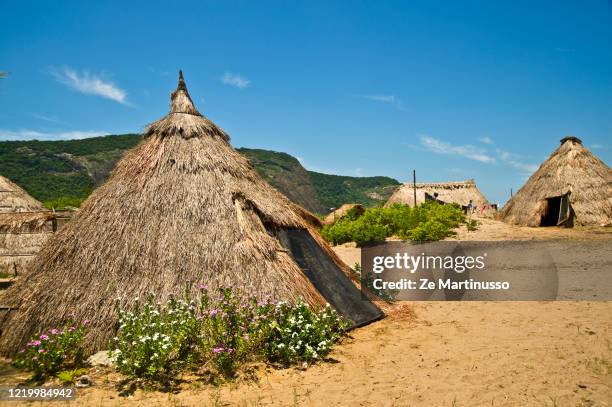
[39,334,49,340]
[49,329,59,335]
[198,284,208,290]
[209,309,219,317]
[28,340,42,347]
[212,346,225,354]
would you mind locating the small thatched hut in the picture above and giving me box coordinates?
[0,72,382,354]
[385,179,489,208]
[323,204,365,225]
[0,176,55,277]
[0,176,44,213]
[498,137,611,227]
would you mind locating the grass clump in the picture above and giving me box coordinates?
[321,202,465,246]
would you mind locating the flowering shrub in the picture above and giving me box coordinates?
[111,286,348,382]
[13,321,88,378]
[263,302,349,365]
[110,292,201,380]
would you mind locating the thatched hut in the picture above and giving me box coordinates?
[323,204,365,225]
[0,176,44,213]
[385,179,489,208]
[498,137,611,227]
[0,176,56,277]
[0,72,382,354]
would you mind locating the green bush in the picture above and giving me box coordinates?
[321,202,465,246]
[263,302,349,366]
[110,286,348,382]
[43,196,86,210]
[13,321,88,379]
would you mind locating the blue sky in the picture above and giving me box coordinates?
[1,0,611,204]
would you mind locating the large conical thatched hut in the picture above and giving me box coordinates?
[385,179,489,208]
[498,137,612,227]
[0,72,382,354]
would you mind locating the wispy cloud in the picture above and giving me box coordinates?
[0,129,108,141]
[222,72,250,89]
[419,135,496,163]
[496,149,538,173]
[30,114,70,126]
[51,67,128,104]
[478,136,493,144]
[362,94,407,111]
[590,144,607,150]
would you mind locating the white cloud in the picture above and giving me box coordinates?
[496,149,538,173]
[419,135,496,163]
[222,72,250,89]
[590,144,607,150]
[31,114,70,126]
[362,94,407,111]
[0,129,108,141]
[52,67,128,104]
[478,136,493,144]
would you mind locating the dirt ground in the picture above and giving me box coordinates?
[1,219,611,406]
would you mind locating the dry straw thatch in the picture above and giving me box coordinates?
[0,176,44,213]
[0,72,381,354]
[0,179,55,276]
[498,137,612,227]
[385,179,489,208]
[323,204,365,225]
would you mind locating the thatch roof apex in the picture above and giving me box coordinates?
[560,136,582,145]
[170,70,201,116]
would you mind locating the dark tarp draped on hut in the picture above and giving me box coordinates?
[0,72,382,354]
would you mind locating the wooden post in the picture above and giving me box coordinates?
[510,188,513,197]
[413,169,417,206]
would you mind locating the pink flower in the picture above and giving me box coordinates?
[49,329,59,335]
[212,347,225,354]
[209,309,219,317]
[28,340,42,347]
[39,334,49,340]
[31,356,38,361]
[68,326,76,332]
[83,320,91,326]
[38,349,45,353]
[198,284,208,290]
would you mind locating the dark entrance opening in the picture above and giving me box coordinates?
[540,193,572,226]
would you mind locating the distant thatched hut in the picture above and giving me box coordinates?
[0,72,382,354]
[498,137,611,227]
[385,179,489,209]
[323,204,365,225]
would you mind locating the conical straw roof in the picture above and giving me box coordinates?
[0,175,44,213]
[0,72,381,354]
[499,137,612,226]
[385,179,489,208]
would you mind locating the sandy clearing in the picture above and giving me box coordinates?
[1,219,611,406]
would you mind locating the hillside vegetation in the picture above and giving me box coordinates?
[0,134,399,214]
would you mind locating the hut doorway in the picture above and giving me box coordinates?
[540,193,572,226]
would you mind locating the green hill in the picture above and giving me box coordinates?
[0,134,399,214]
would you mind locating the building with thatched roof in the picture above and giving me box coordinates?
[323,204,365,225]
[498,137,611,227]
[385,179,489,209]
[0,72,382,354]
[0,176,57,277]
[0,176,44,213]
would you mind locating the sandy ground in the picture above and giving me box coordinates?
[1,219,611,406]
